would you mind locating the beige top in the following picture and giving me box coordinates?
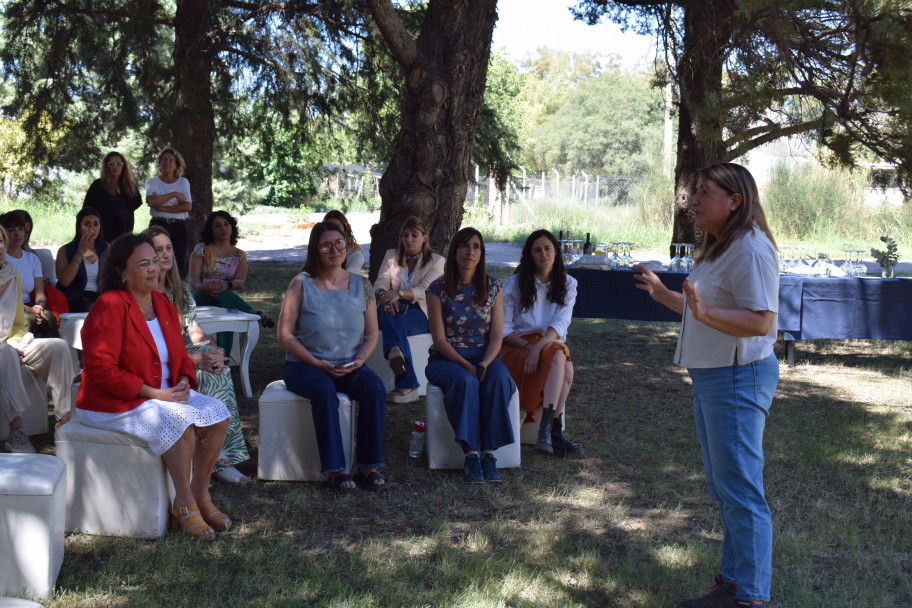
[372,249,445,318]
[674,228,779,368]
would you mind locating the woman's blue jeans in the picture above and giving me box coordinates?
[283,362,386,475]
[425,346,516,453]
[688,352,779,601]
[377,302,429,390]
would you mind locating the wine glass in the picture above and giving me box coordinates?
[670,243,683,272]
[813,252,832,277]
[609,242,621,269]
[682,244,694,272]
[840,249,853,277]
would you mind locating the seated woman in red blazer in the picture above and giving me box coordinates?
[74,233,231,541]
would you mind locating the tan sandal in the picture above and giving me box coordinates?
[169,502,215,541]
[196,494,231,531]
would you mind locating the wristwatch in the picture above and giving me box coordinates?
[398,289,406,298]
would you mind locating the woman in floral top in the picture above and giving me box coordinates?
[189,210,273,354]
[425,227,516,483]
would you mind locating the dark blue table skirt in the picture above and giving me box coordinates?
[569,269,912,341]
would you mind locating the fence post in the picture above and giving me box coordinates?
[581,171,589,205]
[595,175,600,205]
[541,171,546,199]
[551,168,560,200]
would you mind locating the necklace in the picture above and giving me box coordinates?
[141,300,155,321]
[405,252,421,264]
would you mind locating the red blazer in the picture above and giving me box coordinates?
[75,289,197,414]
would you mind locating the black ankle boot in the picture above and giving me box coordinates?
[535,406,555,454]
[551,413,585,457]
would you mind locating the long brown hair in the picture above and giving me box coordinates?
[513,229,567,312]
[395,216,433,267]
[302,222,347,278]
[323,210,362,253]
[100,151,137,197]
[142,225,186,327]
[443,227,488,305]
[694,163,776,263]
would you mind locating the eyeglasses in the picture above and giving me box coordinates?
[107,161,124,167]
[318,239,347,254]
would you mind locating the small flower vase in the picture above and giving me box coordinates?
[881,266,894,279]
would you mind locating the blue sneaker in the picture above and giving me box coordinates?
[481,453,502,482]
[464,453,483,483]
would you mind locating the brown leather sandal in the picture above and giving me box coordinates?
[169,502,215,540]
[196,494,231,531]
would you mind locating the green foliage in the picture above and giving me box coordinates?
[630,158,675,228]
[516,49,663,177]
[763,162,868,240]
[871,236,899,269]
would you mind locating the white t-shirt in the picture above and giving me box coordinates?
[674,227,779,368]
[502,272,578,342]
[145,176,192,219]
[7,250,42,303]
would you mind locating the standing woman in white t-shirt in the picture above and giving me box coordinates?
[634,163,779,608]
[146,147,192,279]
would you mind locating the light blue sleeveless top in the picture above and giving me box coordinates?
[286,271,367,365]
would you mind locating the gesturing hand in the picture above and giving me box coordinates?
[682,278,708,322]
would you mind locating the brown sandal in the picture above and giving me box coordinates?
[196,494,231,531]
[169,502,215,540]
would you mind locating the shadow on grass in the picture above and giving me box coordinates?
[39,262,912,607]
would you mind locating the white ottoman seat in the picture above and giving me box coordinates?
[258,380,356,481]
[54,418,170,538]
[0,454,66,600]
[425,385,522,469]
[365,333,434,397]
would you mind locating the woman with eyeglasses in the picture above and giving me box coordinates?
[146,147,192,279]
[76,233,231,540]
[322,210,364,272]
[82,151,143,241]
[277,222,388,493]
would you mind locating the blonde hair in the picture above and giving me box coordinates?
[395,216,432,267]
[157,147,186,178]
[694,163,776,263]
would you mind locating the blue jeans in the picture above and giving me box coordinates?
[377,302,429,390]
[425,347,516,452]
[282,362,386,475]
[688,352,779,601]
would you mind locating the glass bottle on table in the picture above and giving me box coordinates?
[583,233,592,255]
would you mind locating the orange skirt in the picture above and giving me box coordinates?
[498,333,571,422]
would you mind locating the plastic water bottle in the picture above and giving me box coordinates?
[408,420,426,458]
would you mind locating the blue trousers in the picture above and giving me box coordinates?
[688,352,779,601]
[425,346,515,452]
[377,302,429,390]
[283,362,386,475]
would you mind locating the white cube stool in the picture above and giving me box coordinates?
[425,385,522,469]
[365,333,434,397]
[54,415,171,538]
[258,380,356,481]
[519,407,567,445]
[0,599,44,607]
[0,368,49,441]
[0,454,66,600]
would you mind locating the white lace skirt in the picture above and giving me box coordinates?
[76,390,230,455]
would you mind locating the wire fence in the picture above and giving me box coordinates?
[318,163,645,209]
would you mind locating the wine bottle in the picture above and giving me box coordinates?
[583,233,592,254]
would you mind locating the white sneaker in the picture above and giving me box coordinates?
[5,428,36,453]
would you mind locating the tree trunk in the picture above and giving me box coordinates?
[171,0,216,254]
[367,0,498,281]
[669,0,734,257]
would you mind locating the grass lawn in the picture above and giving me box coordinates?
[26,261,912,607]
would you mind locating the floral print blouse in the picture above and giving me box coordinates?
[191,243,246,282]
[428,275,502,350]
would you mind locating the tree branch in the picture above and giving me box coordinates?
[66,7,172,26]
[366,0,416,69]
[724,119,820,160]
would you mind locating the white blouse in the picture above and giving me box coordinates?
[674,227,779,368]
[502,273,577,342]
[146,318,171,388]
